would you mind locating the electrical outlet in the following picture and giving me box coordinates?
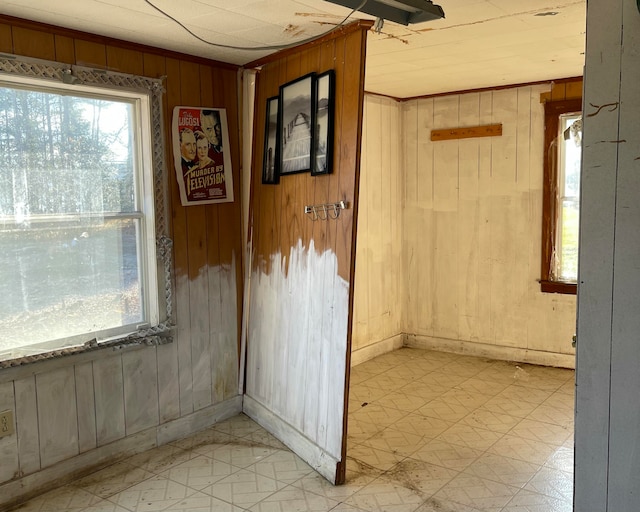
[0,410,14,437]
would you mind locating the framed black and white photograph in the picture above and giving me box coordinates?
[278,73,316,175]
[312,70,335,176]
[262,96,279,184]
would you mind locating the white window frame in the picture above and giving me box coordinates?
[0,54,174,367]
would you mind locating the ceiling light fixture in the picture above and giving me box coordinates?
[325,0,445,26]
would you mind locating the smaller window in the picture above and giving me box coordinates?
[541,99,582,294]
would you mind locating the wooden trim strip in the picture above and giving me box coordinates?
[431,123,502,141]
[378,76,584,102]
[540,280,578,295]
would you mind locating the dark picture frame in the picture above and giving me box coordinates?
[312,70,335,176]
[278,72,316,175]
[262,96,279,184]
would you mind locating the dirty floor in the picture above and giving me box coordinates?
[13,348,574,511]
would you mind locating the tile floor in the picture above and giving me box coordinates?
[11,348,575,512]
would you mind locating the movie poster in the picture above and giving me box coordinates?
[172,106,234,206]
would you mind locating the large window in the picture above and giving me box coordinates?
[0,58,171,363]
[541,99,582,294]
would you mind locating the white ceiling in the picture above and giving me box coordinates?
[0,0,586,98]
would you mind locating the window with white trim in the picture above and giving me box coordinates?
[0,57,172,363]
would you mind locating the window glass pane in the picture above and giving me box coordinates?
[557,113,581,283]
[559,199,580,282]
[0,80,152,357]
[0,218,143,352]
[0,86,136,216]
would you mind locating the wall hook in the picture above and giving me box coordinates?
[304,200,349,221]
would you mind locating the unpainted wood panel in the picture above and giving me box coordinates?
[106,46,144,75]
[54,35,75,64]
[0,23,13,53]
[11,26,54,60]
[14,376,40,475]
[36,368,79,468]
[74,39,107,68]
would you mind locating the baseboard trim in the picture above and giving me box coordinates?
[404,335,575,369]
[351,334,404,367]
[0,395,243,511]
[242,395,339,483]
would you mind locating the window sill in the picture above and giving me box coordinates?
[540,280,577,295]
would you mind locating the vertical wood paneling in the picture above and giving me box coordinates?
[74,39,107,68]
[403,83,576,356]
[54,35,75,63]
[0,381,18,482]
[353,93,403,353]
[36,368,79,467]
[93,356,125,446]
[11,26,54,60]
[14,376,40,475]
[245,22,369,484]
[74,362,97,453]
[0,22,13,52]
[457,93,480,341]
[0,17,243,501]
[123,349,160,435]
[477,91,494,343]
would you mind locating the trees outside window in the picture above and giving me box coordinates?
[0,74,161,358]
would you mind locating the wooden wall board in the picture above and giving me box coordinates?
[53,34,75,63]
[74,362,97,453]
[430,123,502,141]
[35,368,79,468]
[14,376,40,475]
[399,83,576,358]
[122,349,160,435]
[93,356,126,447]
[0,22,13,53]
[245,22,368,485]
[11,26,54,60]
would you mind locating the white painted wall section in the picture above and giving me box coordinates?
[245,240,349,480]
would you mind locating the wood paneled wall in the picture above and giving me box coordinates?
[0,16,243,506]
[402,85,577,360]
[352,94,403,356]
[244,22,369,482]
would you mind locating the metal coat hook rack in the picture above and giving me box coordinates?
[304,200,348,221]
